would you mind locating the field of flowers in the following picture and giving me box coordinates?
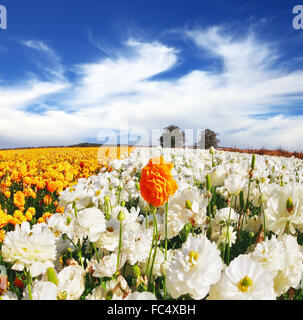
[0,146,131,238]
[1,146,303,300]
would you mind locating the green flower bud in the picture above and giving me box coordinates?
[104,195,110,202]
[251,154,256,170]
[133,264,141,277]
[185,199,192,210]
[47,267,58,286]
[258,194,265,205]
[62,233,68,241]
[117,210,126,222]
[135,182,140,191]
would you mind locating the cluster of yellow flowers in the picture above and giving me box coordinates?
[0,146,132,240]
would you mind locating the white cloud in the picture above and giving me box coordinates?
[1,28,303,151]
[0,80,67,110]
[22,40,65,80]
[65,39,178,108]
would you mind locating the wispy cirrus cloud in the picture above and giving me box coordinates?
[22,40,66,81]
[1,26,303,150]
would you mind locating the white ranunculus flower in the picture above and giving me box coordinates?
[0,291,18,300]
[85,276,130,300]
[124,291,157,300]
[92,252,126,278]
[168,187,208,228]
[110,159,123,171]
[111,206,140,226]
[166,233,223,300]
[140,248,171,278]
[161,187,208,240]
[95,227,119,254]
[59,181,92,210]
[142,213,164,232]
[265,183,303,236]
[23,280,58,300]
[57,265,86,300]
[224,173,246,195]
[2,222,57,277]
[209,165,227,187]
[214,207,239,225]
[164,208,188,240]
[207,254,276,300]
[122,224,153,265]
[216,225,237,248]
[274,234,303,296]
[250,236,286,278]
[74,207,106,242]
[242,215,262,233]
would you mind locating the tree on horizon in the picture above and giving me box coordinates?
[160,125,185,148]
[195,128,220,149]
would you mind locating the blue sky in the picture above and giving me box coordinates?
[0,0,303,150]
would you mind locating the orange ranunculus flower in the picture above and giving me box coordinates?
[38,212,52,223]
[36,180,46,190]
[27,207,36,216]
[24,188,36,199]
[0,229,5,242]
[140,156,178,207]
[47,181,58,193]
[56,206,65,214]
[43,194,52,205]
[13,191,25,209]
[0,210,8,228]
[4,190,10,198]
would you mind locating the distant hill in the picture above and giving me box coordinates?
[67,142,104,148]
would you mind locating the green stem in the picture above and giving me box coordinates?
[245,179,251,212]
[66,236,84,268]
[164,201,168,300]
[116,220,123,273]
[258,184,267,238]
[148,210,159,290]
[240,180,251,232]
[164,202,168,261]
[226,235,231,266]
[145,209,156,277]
[222,194,234,265]
[73,201,78,218]
[91,242,100,263]
[27,270,33,300]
